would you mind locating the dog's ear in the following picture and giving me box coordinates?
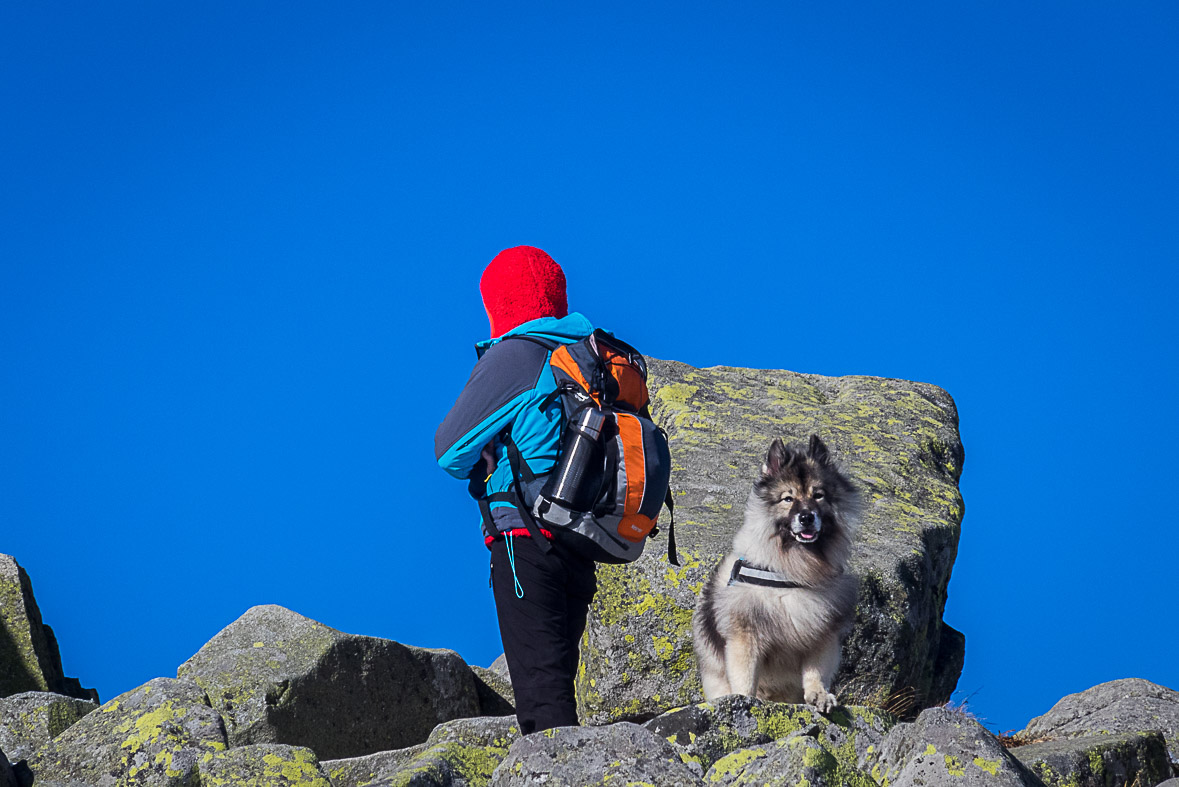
[764,438,788,476]
[808,434,831,464]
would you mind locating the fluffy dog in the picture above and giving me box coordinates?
[692,435,859,712]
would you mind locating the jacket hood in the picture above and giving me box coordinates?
[475,312,595,355]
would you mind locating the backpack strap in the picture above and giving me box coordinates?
[486,333,565,553]
[663,488,679,566]
[477,492,516,536]
[644,415,680,567]
[500,431,554,554]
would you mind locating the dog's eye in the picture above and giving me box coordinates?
[814,492,825,500]
[781,495,793,503]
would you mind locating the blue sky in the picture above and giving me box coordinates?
[2,2,1176,734]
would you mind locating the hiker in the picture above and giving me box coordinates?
[434,246,598,734]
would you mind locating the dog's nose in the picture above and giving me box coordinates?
[798,511,815,526]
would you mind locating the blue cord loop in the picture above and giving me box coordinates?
[505,531,524,598]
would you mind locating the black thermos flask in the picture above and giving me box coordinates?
[547,407,606,511]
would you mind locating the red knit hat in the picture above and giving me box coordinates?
[480,246,568,338]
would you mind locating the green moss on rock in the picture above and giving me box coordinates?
[1016,678,1179,767]
[322,743,430,787]
[0,691,98,761]
[645,695,895,779]
[1011,730,1171,787]
[322,716,519,787]
[492,722,700,787]
[875,706,1044,786]
[0,554,96,703]
[198,744,330,787]
[25,678,227,787]
[705,735,877,786]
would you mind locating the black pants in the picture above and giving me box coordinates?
[489,535,597,735]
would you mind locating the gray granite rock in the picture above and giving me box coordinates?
[0,554,97,703]
[705,734,877,786]
[1011,731,1171,787]
[490,722,700,786]
[177,605,483,759]
[0,691,98,761]
[487,655,509,681]
[25,677,227,787]
[469,667,513,716]
[1018,678,1179,767]
[643,693,894,777]
[197,743,331,787]
[577,360,965,724]
[321,744,430,787]
[875,706,1046,786]
[324,716,519,787]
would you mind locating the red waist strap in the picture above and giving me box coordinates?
[484,527,555,547]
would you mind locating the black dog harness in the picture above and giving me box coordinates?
[727,558,806,589]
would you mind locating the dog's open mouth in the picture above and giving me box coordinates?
[793,530,819,544]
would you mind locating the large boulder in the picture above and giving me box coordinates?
[196,743,331,787]
[643,694,894,778]
[325,716,519,787]
[1010,731,1172,787]
[490,722,700,787]
[1017,678,1179,767]
[322,744,430,787]
[25,677,227,787]
[705,734,877,786]
[874,706,1045,786]
[0,691,98,761]
[576,360,966,723]
[176,605,484,760]
[0,554,96,702]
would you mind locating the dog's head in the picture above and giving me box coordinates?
[753,435,857,547]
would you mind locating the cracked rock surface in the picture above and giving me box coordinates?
[177,604,485,759]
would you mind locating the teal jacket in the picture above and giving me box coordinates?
[434,313,595,535]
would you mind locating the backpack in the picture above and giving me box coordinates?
[498,329,678,565]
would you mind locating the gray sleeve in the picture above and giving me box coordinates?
[434,338,550,472]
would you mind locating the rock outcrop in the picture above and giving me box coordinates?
[176,604,493,760]
[6,551,1179,787]
[26,677,228,787]
[197,743,331,787]
[1017,678,1179,768]
[0,691,97,761]
[874,706,1044,786]
[0,554,96,703]
[470,666,514,715]
[706,735,876,786]
[1011,731,1172,787]
[490,721,699,786]
[644,694,892,779]
[578,359,966,724]
[326,716,520,787]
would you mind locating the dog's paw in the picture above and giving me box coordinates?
[805,689,838,714]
